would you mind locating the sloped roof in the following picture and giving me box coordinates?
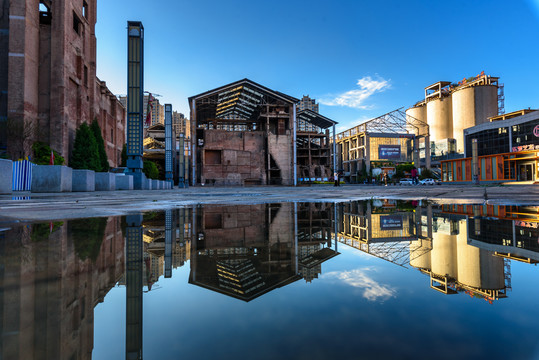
[189,78,299,124]
[297,109,337,129]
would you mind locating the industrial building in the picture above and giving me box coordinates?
[1,0,126,166]
[189,79,336,186]
[440,109,539,183]
[406,72,503,164]
[335,109,418,183]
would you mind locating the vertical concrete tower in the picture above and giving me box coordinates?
[456,220,504,290]
[451,76,498,153]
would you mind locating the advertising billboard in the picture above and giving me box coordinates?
[378,145,401,160]
[380,215,403,230]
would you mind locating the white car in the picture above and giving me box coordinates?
[420,178,438,185]
[399,178,414,185]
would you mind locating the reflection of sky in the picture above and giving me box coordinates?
[93,236,539,360]
[323,267,396,301]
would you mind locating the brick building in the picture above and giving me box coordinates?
[1,0,125,166]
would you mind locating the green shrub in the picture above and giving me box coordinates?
[90,119,109,172]
[32,141,65,165]
[70,217,107,262]
[71,123,100,170]
[143,160,159,179]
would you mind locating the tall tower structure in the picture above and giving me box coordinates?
[298,95,319,113]
[126,21,145,188]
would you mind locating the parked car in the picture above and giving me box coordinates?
[420,178,439,185]
[399,178,414,185]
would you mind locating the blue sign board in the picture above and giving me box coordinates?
[378,145,401,160]
[380,215,403,230]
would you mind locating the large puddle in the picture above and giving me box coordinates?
[1,200,538,359]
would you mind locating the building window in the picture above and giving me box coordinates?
[83,65,88,87]
[205,150,221,165]
[492,157,497,180]
[461,160,465,180]
[481,158,486,180]
[111,128,113,142]
[73,11,82,34]
[83,1,88,19]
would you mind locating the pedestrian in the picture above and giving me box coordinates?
[334,172,339,187]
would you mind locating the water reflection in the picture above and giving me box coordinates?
[190,203,338,301]
[0,217,124,360]
[0,201,538,359]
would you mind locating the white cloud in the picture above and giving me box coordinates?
[324,268,396,302]
[319,76,391,109]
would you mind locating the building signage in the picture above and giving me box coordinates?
[380,215,403,230]
[378,145,401,160]
[534,125,539,137]
[515,220,539,229]
[512,144,539,152]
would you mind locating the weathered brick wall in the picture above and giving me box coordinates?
[201,130,266,185]
[5,0,124,167]
[268,133,293,185]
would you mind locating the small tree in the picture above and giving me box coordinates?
[120,143,127,167]
[90,119,109,172]
[32,141,65,165]
[71,123,100,170]
[143,160,159,179]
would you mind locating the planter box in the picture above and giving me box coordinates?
[116,175,133,190]
[152,180,159,190]
[0,159,12,194]
[95,172,116,191]
[32,165,72,193]
[72,170,95,192]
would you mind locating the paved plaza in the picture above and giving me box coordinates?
[0,184,537,221]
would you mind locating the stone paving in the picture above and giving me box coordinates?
[0,184,537,221]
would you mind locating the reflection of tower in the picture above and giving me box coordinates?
[409,208,507,301]
[126,215,143,360]
[164,210,174,278]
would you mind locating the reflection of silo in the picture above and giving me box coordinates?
[410,239,431,270]
[431,233,458,278]
[456,222,504,289]
[406,104,427,135]
[426,96,453,142]
[452,85,498,153]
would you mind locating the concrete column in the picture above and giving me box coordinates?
[333,124,337,175]
[293,104,297,186]
[191,99,196,186]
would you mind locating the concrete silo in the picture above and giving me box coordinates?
[452,83,498,153]
[430,232,458,279]
[456,223,504,290]
[406,103,427,135]
[426,96,453,143]
[410,239,432,270]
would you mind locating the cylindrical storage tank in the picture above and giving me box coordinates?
[410,239,431,270]
[430,233,458,279]
[426,96,453,143]
[406,104,427,135]
[456,221,504,289]
[452,85,498,153]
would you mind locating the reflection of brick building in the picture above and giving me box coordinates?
[1,0,125,166]
[0,217,125,359]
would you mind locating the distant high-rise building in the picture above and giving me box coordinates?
[298,95,319,113]
[173,111,190,139]
[119,94,164,127]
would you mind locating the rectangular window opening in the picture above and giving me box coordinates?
[73,11,81,34]
[83,1,88,19]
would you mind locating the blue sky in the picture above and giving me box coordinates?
[96,0,539,132]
